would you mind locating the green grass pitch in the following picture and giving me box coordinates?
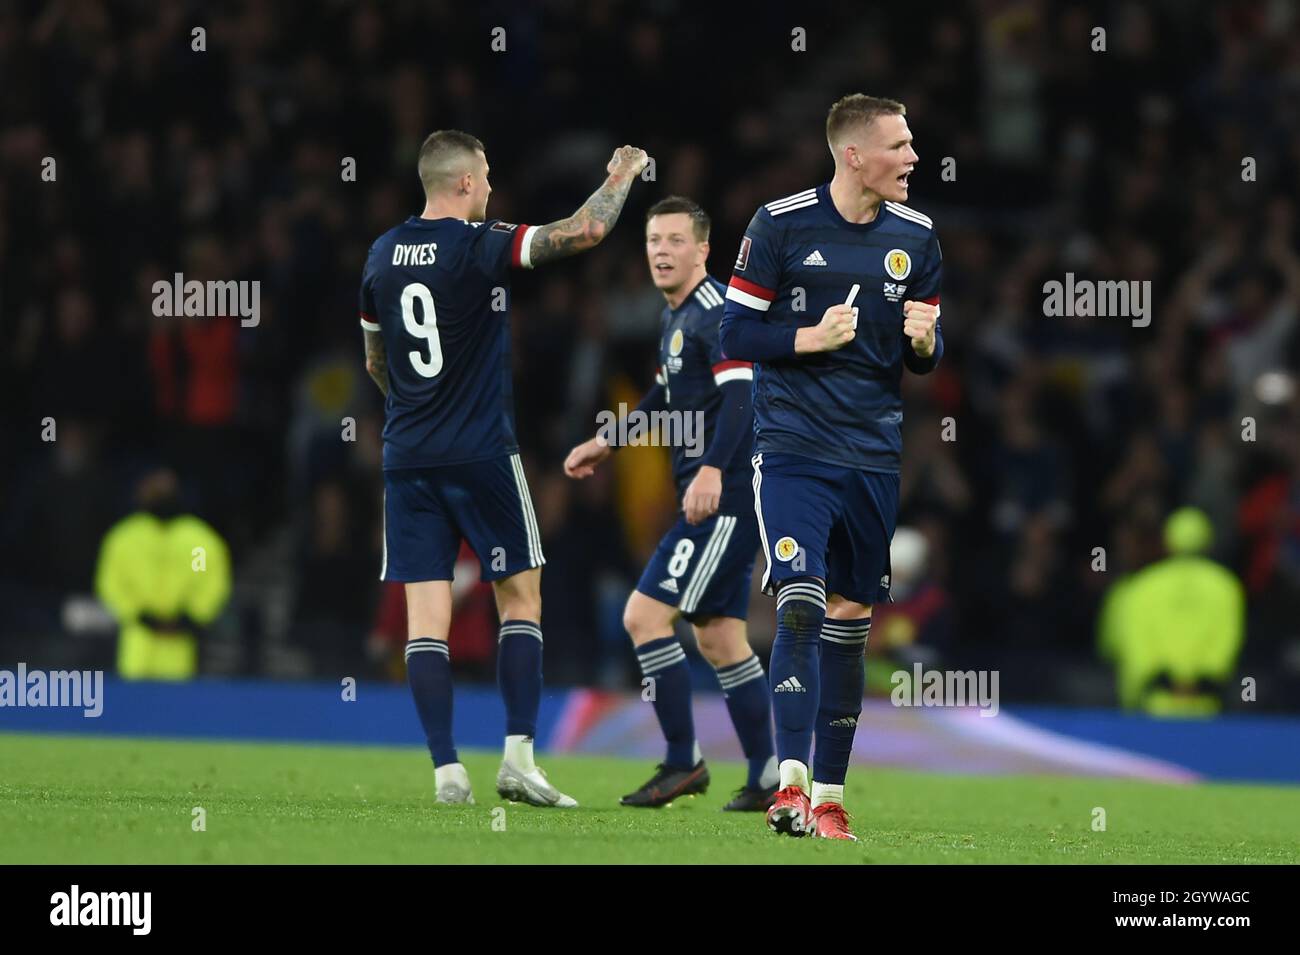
[2,732,1297,864]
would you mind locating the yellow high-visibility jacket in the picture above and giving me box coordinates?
[1098,555,1245,716]
[94,513,231,680]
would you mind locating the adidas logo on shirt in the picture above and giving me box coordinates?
[659,578,679,594]
[829,716,858,727]
[775,676,806,693]
[802,250,828,267]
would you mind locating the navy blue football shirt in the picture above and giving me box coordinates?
[359,216,539,469]
[655,275,754,503]
[719,183,943,473]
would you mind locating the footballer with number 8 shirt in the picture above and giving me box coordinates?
[360,130,648,809]
[718,95,944,840]
[564,197,777,812]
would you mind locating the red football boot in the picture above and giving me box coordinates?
[810,802,858,841]
[766,786,812,837]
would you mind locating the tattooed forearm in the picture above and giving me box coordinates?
[529,171,637,266]
[363,328,389,396]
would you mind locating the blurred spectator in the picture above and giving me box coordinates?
[866,526,954,695]
[367,543,498,681]
[1238,437,1300,643]
[1098,508,1245,716]
[94,469,231,679]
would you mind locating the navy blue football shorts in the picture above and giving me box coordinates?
[635,510,760,622]
[381,452,544,583]
[751,451,898,606]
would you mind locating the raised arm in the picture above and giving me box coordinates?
[527,146,648,267]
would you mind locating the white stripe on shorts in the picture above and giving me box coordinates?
[379,489,388,580]
[509,454,544,568]
[680,515,736,613]
[751,454,773,592]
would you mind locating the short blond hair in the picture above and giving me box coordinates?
[826,94,906,148]
[417,130,485,196]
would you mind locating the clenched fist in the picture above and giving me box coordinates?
[795,303,858,354]
[608,145,650,179]
[902,300,939,357]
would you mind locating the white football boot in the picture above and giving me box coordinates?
[495,762,578,808]
[434,762,476,804]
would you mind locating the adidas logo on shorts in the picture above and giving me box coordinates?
[829,716,858,727]
[658,578,679,594]
[775,677,806,693]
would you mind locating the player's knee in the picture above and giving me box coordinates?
[694,630,724,665]
[497,589,541,623]
[781,603,819,636]
[621,604,640,640]
[623,598,670,644]
[622,604,652,642]
[695,624,747,666]
[777,583,826,638]
[494,570,542,622]
[825,598,872,621]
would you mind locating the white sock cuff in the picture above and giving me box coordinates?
[406,637,449,660]
[499,621,543,643]
[434,762,468,786]
[776,580,827,612]
[811,781,844,807]
[715,654,765,692]
[636,639,687,676]
[504,734,536,772]
[778,758,809,791]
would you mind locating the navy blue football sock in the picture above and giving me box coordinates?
[497,620,543,738]
[406,638,458,766]
[812,617,870,786]
[636,636,698,770]
[769,578,826,769]
[714,654,776,789]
